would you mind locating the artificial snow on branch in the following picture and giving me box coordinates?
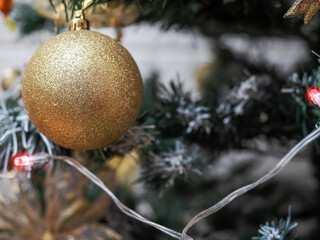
[252,208,298,240]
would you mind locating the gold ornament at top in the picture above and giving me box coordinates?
[284,0,320,24]
[22,11,143,151]
[85,0,140,29]
[35,0,140,28]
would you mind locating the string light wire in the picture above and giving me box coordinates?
[181,126,320,239]
[30,154,192,240]
[23,127,320,240]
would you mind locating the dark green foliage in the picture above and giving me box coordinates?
[140,140,207,192]
[101,122,156,158]
[134,0,298,36]
[0,97,58,171]
[142,77,213,139]
[282,69,320,135]
[137,77,213,191]
[136,67,320,191]
[147,72,320,149]
[9,0,308,38]
[10,4,53,34]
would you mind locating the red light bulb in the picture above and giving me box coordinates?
[13,155,30,167]
[307,88,320,107]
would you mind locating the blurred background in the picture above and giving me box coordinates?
[1,0,320,240]
[0,0,212,93]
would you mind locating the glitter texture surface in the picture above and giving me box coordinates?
[22,30,143,150]
[284,0,320,24]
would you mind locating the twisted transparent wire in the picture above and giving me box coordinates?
[28,127,320,240]
[181,127,320,239]
[32,154,192,240]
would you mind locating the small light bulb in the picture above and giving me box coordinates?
[13,155,30,167]
[307,88,320,107]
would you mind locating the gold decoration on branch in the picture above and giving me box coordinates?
[22,11,143,151]
[1,68,21,91]
[86,0,140,40]
[35,0,71,27]
[86,0,140,27]
[284,0,320,24]
[35,0,140,40]
[0,163,121,240]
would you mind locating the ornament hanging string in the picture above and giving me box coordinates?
[27,127,320,240]
[54,0,101,21]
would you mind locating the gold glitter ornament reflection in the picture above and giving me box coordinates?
[22,12,143,151]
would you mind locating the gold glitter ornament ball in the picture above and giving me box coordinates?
[22,30,143,150]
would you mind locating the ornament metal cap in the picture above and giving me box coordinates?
[69,10,90,30]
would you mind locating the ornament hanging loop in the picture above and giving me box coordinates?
[69,10,90,31]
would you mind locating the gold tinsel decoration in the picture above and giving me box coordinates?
[85,0,140,28]
[35,0,140,40]
[22,12,143,151]
[1,68,21,91]
[284,0,320,24]
[35,0,64,26]
[86,0,140,41]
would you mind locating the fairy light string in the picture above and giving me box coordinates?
[28,153,192,240]
[15,126,319,240]
[181,126,320,239]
